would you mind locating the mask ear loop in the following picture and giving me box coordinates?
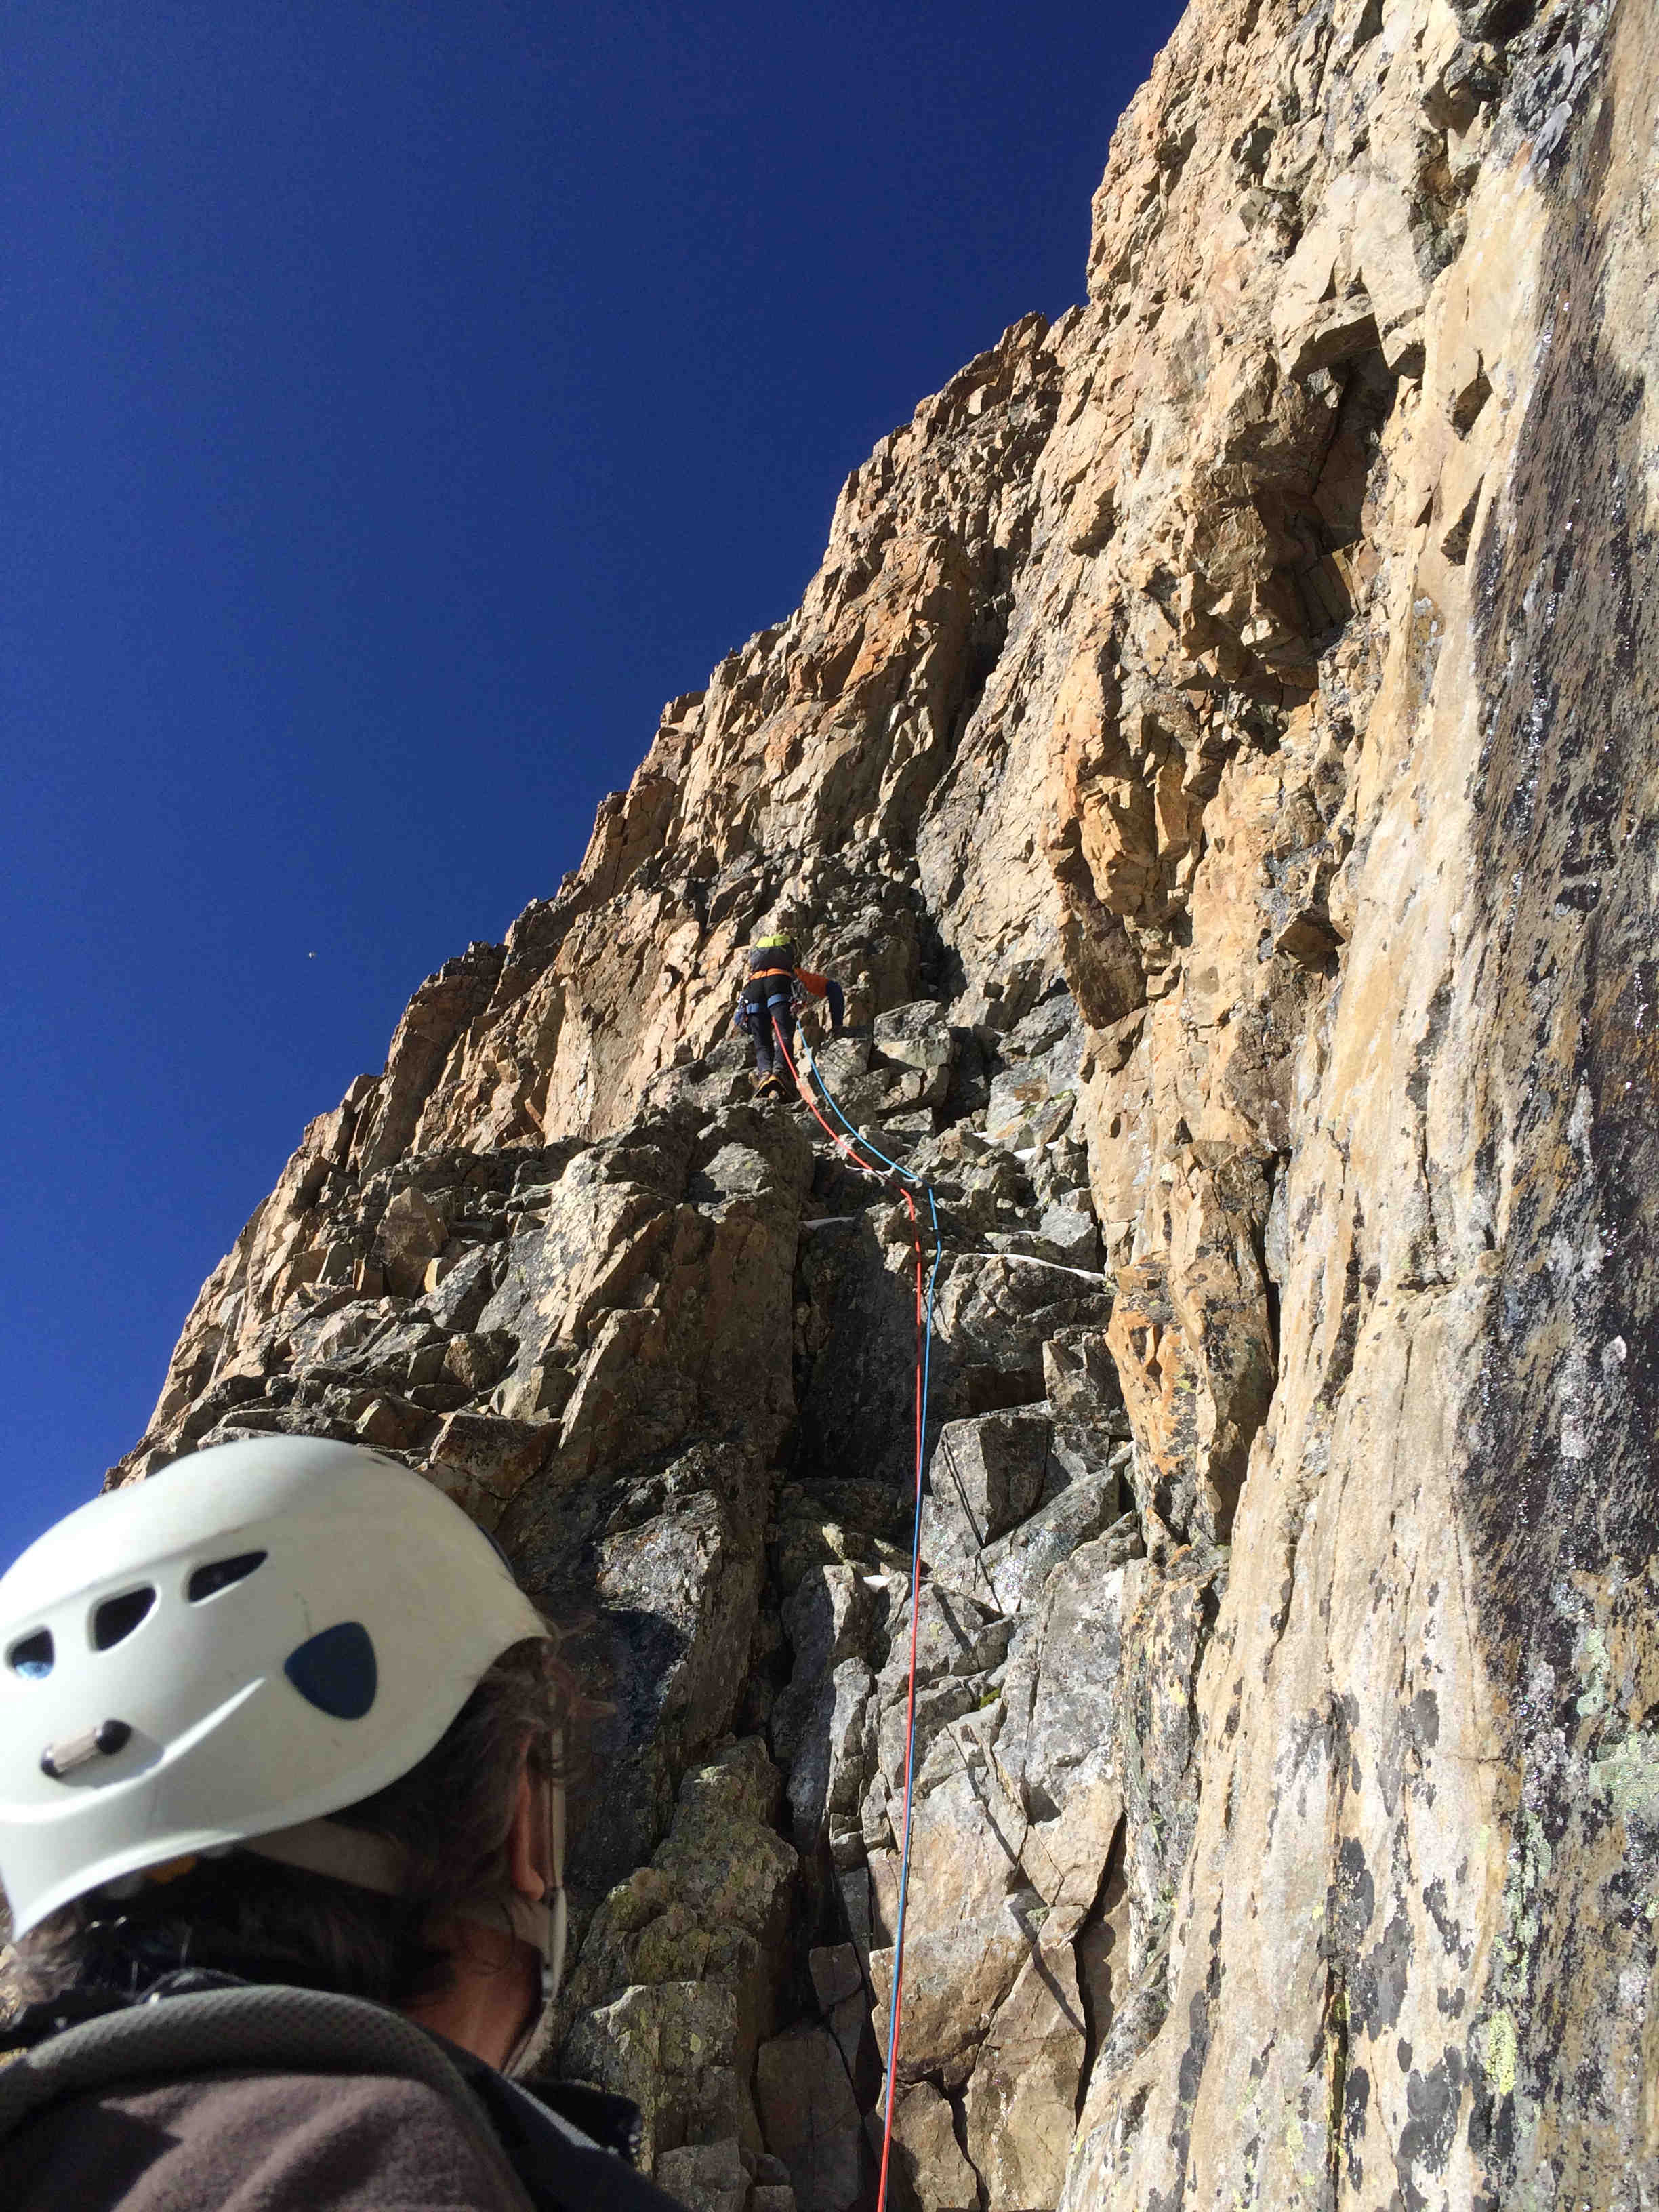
[495,1724,567,2081]
[544,1725,567,2005]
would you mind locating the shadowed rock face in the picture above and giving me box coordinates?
[106,0,1658,2203]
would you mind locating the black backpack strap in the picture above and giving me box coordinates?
[533,2081,645,2163]
[447,2057,689,2212]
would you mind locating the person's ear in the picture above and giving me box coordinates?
[506,1752,546,1902]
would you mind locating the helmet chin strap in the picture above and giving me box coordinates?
[241,1725,567,2078]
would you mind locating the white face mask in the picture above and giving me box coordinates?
[241,1725,568,2079]
[504,1733,568,2078]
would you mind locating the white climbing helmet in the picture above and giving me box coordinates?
[0,1437,549,1942]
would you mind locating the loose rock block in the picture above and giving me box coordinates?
[756,2026,863,2212]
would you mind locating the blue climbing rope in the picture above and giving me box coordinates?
[800,1039,918,1187]
[779,1027,943,2212]
[879,1184,942,2190]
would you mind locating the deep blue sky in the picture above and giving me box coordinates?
[2,0,1181,1566]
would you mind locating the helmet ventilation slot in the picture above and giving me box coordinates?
[92,1588,157,1650]
[187,1551,268,1603]
[7,1629,54,1679]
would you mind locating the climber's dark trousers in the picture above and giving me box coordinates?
[747,991,794,1079]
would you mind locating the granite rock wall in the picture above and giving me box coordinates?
[112,0,1659,2200]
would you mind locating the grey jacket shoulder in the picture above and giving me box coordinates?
[0,1985,683,2212]
[0,2065,537,2212]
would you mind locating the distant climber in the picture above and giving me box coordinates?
[734,931,844,1097]
[0,1437,686,2212]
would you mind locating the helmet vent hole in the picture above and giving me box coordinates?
[92,1588,157,1651]
[188,1551,268,1603]
[8,1629,53,1679]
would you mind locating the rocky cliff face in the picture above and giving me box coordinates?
[115,0,1658,2201]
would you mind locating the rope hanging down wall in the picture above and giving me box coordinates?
[769,1020,941,2212]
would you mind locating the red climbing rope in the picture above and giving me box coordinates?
[770,1019,926,2212]
[768,1021,878,1179]
[878,1188,925,2212]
